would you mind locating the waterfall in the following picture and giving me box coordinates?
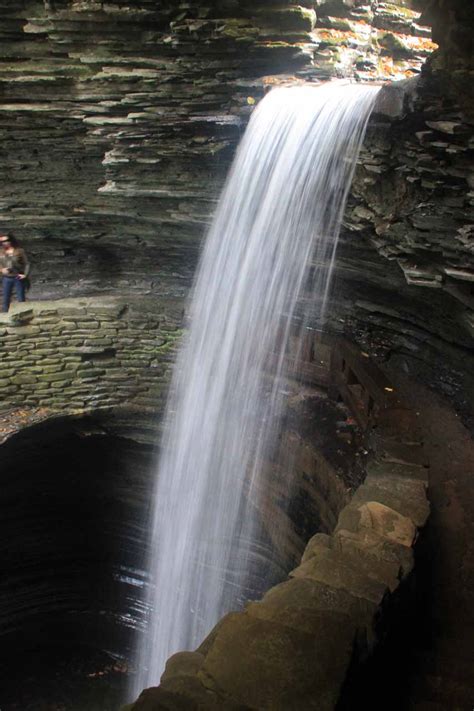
[132,82,380,696]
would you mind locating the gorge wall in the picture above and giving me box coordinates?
[1,0,434,304]
[0,3,472,708]
[1,0,472,427]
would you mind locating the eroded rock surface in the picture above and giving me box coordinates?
[127,397,430,711]
[0,0,433,298]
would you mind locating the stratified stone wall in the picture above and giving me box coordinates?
[0,297,183,413]
[323,76,474,424]
[0,1,432,300]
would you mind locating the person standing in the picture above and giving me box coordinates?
[1,235,30,313]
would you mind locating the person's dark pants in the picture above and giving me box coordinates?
[2,276,26,313]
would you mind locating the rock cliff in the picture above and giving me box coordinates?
[0,0,433,296]
[1,0,472,422]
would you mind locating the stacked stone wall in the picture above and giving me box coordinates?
[0,297,183,414]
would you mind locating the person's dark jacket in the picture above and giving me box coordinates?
[0,248,30,277]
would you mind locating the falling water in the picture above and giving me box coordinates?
[132,82,380,695]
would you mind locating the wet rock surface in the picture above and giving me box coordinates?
[324,61,474,429]
[127,389,430,711]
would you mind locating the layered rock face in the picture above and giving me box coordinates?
[1,0,472,423]
[330,66,474,422]
[0,0,433,298]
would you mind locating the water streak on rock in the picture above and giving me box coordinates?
[133,82,380,694]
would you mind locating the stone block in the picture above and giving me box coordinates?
[77,319,100,331]
[0,369,15,378]
[199,610,352,710]
[37,310,59,317]
[247,591,366,643]
[11,374,37,385]
[301,532,332,563]
[376,439,429,467]
[370,406,422,443]
[105,372,137,381]
[48,380,73,389]
[118,359,149,369]
[6,325,41,336]
[42,365,65,374]
[306,536,401,591]
[76,368,106,378]
[161,652,205,684]
[366,457,429,485]
[334,526,414,579]
[354,474,430,527]
[259,577,376,623]
[17,366,44,374]
[82,338,114,347]
[57,307,86,317]
[37,372,72,383]
[290,548,389,604]
[89,305,126,318]
[8,309,34,324]
[337,501,416,548]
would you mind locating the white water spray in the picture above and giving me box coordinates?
[132,82,380,696]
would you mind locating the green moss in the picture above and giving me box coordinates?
[256,6,316,33]
[379,32,413,58]
[380,3,418,19]
[219,20,259,41]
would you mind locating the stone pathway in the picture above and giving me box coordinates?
[390,373,474,711]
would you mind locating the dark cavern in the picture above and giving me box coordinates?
[0,1,473,709]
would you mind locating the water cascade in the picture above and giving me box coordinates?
[132,82,380,695]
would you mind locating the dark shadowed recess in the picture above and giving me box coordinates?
[0,390,363,710]
[0,416,155,710]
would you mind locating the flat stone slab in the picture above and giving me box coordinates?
[352,476,430,527]
[334,524,414,579]
[302,535,401,591]
[366,457,429,485]
[336,501,417,547]
[375,439,429,467]
[290,548,390,605]
[198,610,354,711]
